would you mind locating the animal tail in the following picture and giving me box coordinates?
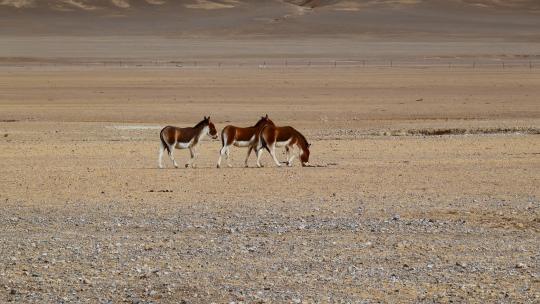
[259,125,271,153]
[160,127,171,155]
[220,127,226,148]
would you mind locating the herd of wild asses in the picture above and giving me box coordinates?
[158,115,311,169]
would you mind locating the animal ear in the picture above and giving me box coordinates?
[207,116,210,120]
[265,114,268,118]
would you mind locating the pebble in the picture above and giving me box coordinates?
[515,263,527,269]
[2,196,537,302]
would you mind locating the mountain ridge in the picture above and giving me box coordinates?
[2,0,540,11]
[1,0,539,39]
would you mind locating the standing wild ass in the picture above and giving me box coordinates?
[158,116,218,168]
[217,115,275,168]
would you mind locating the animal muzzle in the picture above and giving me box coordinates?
[211,134,219,140]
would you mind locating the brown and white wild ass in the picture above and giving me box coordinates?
[256,125,311,167]
[158,116,218,168]
[217,115,275,168]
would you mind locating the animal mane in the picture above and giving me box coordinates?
[193,119,208,128]
[253,118,268,127]
[294,128,309,148]
[253,118,274,127]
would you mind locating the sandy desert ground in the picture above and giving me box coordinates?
[0,64,538,303]
[2,1,539,302]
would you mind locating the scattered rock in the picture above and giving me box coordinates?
[516,263,527,269]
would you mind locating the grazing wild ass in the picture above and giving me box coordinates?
[217,115,275,168]
[257,125,311,167]
[158,116,218,168]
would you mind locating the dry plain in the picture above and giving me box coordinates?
[0,65,539,303]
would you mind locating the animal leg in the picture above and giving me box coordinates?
[158,142,165,168]
[169,145,179,168]
[256,147,264,168]
[217,145,227,168]
[186,147,196,168]
[244,147,253,167]
[287,145,296,167]
[225,147,232,167]
[269,144,282,167]
[191,147,199,168]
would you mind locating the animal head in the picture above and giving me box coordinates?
[254,114,275,127]
[204,116,218,139]
[300,142,310,166]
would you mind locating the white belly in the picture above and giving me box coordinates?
[275,139,291,147]
[176,140,192,149]
[233,136,254,147]
[234,141,251,147]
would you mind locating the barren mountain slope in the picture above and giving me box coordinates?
[1,0,539,39]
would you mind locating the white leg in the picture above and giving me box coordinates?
[191,147,198,168]
[217,145,227,168]
[186,147,195,168]
[287,155,296,167]
[256,148,264,168]
[244,147,253,167]
[269,145,282,167]
[169,145,179,168]
[225,147,232,168]
[158,142,165,168]
[287,147,296,167]
[186,148,195,168]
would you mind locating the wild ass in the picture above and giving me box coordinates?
[158,116,218,168]
[256,125,311,167]
[217,115,275,168]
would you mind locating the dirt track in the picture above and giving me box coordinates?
[1,66,539,303]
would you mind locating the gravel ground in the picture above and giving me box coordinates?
[1,66,539,303]
[1,196,538,303]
